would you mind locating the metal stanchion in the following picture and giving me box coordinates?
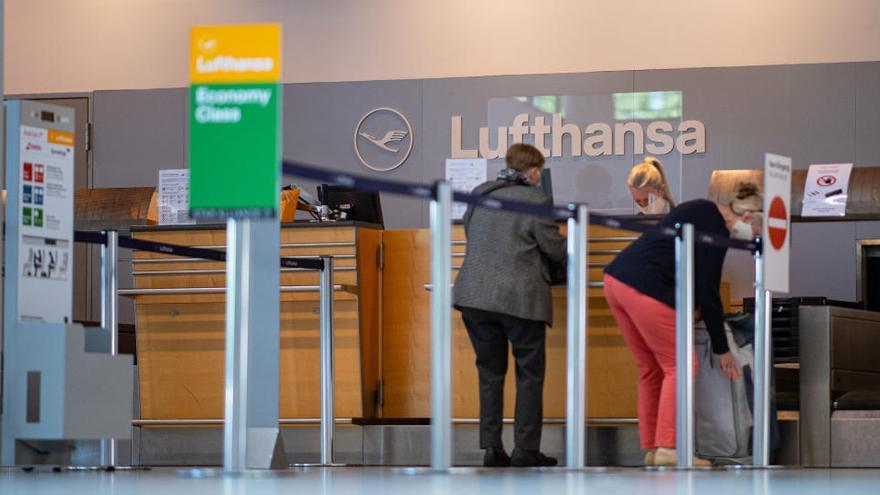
[752,239,772,466]
[675,223,695,468]
[565,204,588,468]
[224,218,249,472]
[430,181,453,470]
[100,230,119,467]
[319,256,336,465]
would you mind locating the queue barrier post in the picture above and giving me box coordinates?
[100,230,120,467]
[752,239,772,466]
[565,204,589,468]
[430,181,453,470]
[675,223,696,468]
[319,256,336,465]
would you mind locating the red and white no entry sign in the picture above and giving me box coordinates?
[768,196,787,250]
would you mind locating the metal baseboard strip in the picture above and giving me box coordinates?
[131,418,637,426]
[133,421,644,467]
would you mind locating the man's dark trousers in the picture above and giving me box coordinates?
[460,307,546,451]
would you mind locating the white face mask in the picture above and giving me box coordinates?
[730,219,754,240]
[637,194,668,215]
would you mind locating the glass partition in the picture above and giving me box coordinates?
[487,92,689,214]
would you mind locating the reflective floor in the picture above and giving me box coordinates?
[1,467,879,495]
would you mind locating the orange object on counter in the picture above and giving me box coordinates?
[280,187,300,222]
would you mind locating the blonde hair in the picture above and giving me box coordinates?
[627,157,675,207]
[730,182,764,231]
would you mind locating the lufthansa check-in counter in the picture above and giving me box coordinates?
[124,217,738,464]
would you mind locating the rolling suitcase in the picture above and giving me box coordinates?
[694,322,753,463]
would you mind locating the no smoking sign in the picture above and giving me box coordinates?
[817,175,837,187]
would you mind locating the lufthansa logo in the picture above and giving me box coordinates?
[353,107,413,172]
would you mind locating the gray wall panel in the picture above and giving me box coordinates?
[86,62,880,305]
[781,63,856,167]
[283,80,425,229]
[856,221,880,240]
[789,222,857,301]
[855,62,880,167]
[92,88,186,188]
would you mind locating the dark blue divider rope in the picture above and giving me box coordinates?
[74,230,108,246]
[281,159,760,253]
[74,231,326,271]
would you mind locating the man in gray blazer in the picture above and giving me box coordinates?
[453,143,567,467]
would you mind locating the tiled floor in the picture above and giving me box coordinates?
[2,466,880,495]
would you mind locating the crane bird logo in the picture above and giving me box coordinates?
[353,107,414,172]
[358,130,408,153]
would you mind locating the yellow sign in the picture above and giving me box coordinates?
[190,24,281,84]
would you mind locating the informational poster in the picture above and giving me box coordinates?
[18,123,75,322]
[801,163,853,217]
[763,153,792,294]
[446,158,488,220]
[158,169,195,225]
[189,24,281,219]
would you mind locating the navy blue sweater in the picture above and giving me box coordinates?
[605,199,730,354]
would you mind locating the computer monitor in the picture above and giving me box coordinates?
[317,184,384,227]
[540,168,554,203]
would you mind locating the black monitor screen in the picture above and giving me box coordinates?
[317,184,384,227]
[540,168,554,202]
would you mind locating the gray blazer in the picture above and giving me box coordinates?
[453,180,567,325]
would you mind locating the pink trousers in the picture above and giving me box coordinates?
[603,274,697,449]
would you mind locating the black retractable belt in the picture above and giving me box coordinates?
[74,230,328,269]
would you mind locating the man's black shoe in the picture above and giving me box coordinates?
[483,447,511,467]
[510,449,558,467]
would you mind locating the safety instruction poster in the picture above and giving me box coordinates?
[18,124,75,322]
[446,158,487,219]
[158,169,195,225]
[801,163,853,217]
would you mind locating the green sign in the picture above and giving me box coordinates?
[188,24,281,219]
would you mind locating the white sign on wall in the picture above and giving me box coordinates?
[17,123,75,322]
[801,163,853,217]
[158,169,195,225]
[445,158,487,220]
[763,153,792,294]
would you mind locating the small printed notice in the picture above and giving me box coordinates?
[801,163,853,217]
[446,158,487,219]
[158,169,195,225]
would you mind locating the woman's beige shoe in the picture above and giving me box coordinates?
[644,449,656,466]
[652,447,712,467]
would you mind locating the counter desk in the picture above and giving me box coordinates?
[128,221,382,424]
[128,220,729,427]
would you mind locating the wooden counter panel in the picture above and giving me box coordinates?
[381,230,433,418]
[132,260,227,272]
[451,296,638,419]
[356,228,382,417]
[131,271,357,290]
[136,298,364,420]
[128,290,358,306]
[382,228,639,419]
[132,230,227,253]
[280,226,357,245]
[132,226,358,257]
